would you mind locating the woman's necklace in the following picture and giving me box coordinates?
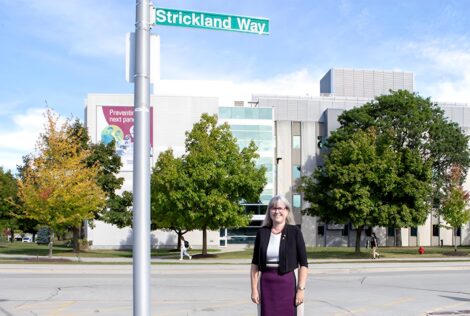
[271,224,285,235]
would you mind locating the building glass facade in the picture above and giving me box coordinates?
[219,106,275,244]
[219,106,274,204]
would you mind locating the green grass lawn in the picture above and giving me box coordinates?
[0,241,220,260]
[1,241,469,261]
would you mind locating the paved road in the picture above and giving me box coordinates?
[1,261,470,316]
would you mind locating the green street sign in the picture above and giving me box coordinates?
[155,7,269,35]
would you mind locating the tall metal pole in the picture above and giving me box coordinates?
[133,1,151,316]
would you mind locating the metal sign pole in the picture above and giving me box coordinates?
[133,1,151,315]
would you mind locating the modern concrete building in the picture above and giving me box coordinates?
[85,68,470,249]
[255,68,470,248]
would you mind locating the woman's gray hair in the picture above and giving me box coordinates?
[262,195,296,227]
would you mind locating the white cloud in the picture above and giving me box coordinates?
[156,68,321,104]
[409,40,470,104]
[0,108,49,172]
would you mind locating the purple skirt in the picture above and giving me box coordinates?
[260,268,296,316]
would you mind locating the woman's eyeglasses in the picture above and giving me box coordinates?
[271,207,286,212]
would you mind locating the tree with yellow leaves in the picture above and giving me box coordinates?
[17,110,105,257]
[441,165,470,252]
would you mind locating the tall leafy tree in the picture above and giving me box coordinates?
[441,166,470,252]
[17,110,106,257]
[185,114,266,255]
[311,90,470,245]
[333,90,470,212]
[151,114,266,255]
[301,129,432,252]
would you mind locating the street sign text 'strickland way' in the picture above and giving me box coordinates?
[155,8,269,35]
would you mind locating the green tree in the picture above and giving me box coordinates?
[17,110,106,257]
[319,90,469,245]
[301,129,432,252]
[67,120,133,231]
[0,167,19,242]
[151,149,197,249]
[441,166,470,252]
[334,90,470,210]
[151,114,266,255]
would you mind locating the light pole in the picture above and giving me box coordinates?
[133,1,151,316]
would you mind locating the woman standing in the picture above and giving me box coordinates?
[250,195,308,316]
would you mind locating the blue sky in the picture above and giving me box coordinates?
[1,0,470,172]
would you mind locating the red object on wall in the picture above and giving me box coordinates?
[418,246,425,255]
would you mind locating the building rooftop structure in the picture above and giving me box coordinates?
[320,68,414,98]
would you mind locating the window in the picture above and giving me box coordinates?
[248,220,263,227]
[365,227,372,237]
[244,204,267,215]
[410,227,418,237]
[293,135,301,149]
[218,107,272,120]
[293,194,301,208]
[457,227,462,237]
[432,224,439,237]
[318,225,325,236]
[387,227,395,237]
[292,165,301,180]
[218,107,231,119]
[342,225,349,236]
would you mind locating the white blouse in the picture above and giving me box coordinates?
[266,232,281,263]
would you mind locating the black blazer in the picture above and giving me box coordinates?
[251,224,308,275]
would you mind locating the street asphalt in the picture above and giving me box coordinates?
[2,257,470,316]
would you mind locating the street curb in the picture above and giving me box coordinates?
[1,253,470,264]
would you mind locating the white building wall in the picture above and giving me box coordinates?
[154,95,219,157]
[85,93,220,249]
[462,223,470,245]
[400,228,409,246]
[440,223,454,246]
[417,214,433,246]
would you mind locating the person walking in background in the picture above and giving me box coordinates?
[180,236,192,260]
[250,195,308,316]
[371,233,380,259]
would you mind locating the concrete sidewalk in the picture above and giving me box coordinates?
[1,252,470,264]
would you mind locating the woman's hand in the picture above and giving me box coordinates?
[251,289,260,304]
[295,289,304,306]
[250,264,260,304]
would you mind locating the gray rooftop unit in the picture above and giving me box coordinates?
[320,68,414,98]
